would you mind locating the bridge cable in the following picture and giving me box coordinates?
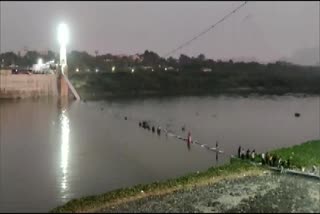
[162,1,248,58]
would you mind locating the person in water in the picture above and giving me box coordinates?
[187,131,192,144]
[157,126,161,135]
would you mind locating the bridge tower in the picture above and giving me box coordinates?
[57,23,69,98]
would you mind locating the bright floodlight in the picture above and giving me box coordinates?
[58,23,69,46]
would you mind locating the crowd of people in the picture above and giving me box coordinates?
[238,146,256,161]
[237,146,291,169]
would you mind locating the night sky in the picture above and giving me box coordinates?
[1,1,319,63]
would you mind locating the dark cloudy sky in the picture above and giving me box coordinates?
[1,1,319,62]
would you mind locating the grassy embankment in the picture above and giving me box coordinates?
[270,140,320,169]
[50,140,320,213]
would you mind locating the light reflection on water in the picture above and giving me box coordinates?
[60,109,70,195]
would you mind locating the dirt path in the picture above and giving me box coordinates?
[99,172,320,213]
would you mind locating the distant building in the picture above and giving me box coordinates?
[202,68,212,72]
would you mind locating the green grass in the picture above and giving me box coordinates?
[50,160,258,213]
[270,140,320,169]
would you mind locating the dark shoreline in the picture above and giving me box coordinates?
[76,88,318,101]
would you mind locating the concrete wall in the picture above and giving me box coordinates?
[0,73,58,99]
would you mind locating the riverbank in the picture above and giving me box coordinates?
[69,69,320,101]
[74,86,317,102]
[50,140,320,213]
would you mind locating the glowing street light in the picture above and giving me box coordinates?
[131,68,135,73]
[112,66,116,72]
[58,23,69,47]
[95,69,99,73]
[76,68,79,73]
[57,23,69,69]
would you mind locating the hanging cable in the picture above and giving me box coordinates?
[162,1,248,58]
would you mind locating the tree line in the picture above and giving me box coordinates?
[1,50,319,96]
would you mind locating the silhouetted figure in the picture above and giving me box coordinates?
[272,155,278,167]
[265,152,270,165]
[241,149,245,160]
[261,153,266,165]
[238,146,241,158]
[139,122,142,127]
[187,131,192,144]
[152,126,155,133]
[268,155,273,166]
[157,126,161,135]
[182,125,186,132]
[251,149,256,161]
[246,149,250,159]
[142,121,148,129]
[278,158,282,168]
[124,116,127,120]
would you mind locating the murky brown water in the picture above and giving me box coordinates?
[0,95,319,212]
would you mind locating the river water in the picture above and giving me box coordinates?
[0,95,319,212]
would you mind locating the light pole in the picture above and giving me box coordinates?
[57,22,69,98]
[57,23,69,73]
